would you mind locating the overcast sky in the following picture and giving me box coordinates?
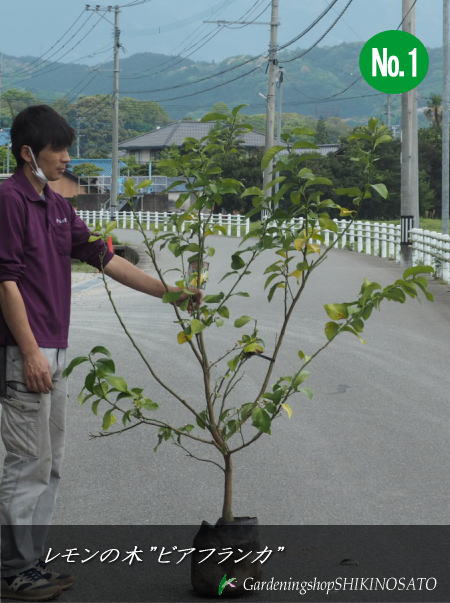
[0,1,443,66]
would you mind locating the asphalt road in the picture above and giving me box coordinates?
[3,231,450,526]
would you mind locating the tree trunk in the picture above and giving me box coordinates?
[222,454,233,522]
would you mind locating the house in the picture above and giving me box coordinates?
[49,170,91,198]
[119,121,267,163]
[0,128,11,146]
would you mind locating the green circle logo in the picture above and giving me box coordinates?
[359,30,429,94]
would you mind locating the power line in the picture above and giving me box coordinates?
[9,10,87,77]
[300,0,419,102]
[284,0,355,63]
[223,1,271,29]
[278,0,340,51]
[122,0,342,93]
[12,14,105,84]
[11,12,95,79]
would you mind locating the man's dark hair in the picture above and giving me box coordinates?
[11,104,75,167]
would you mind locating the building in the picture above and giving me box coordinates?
[119,121,267,164]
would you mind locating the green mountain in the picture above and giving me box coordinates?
[2,43,443,122]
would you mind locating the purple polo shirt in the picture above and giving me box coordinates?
[0,169,113,348]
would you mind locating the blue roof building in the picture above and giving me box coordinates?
[68,158,126,177]
[0,129,11,146]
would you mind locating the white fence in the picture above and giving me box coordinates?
[76,210,251,238]
[75,210,450,284]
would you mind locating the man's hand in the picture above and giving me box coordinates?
[22,350,53,393]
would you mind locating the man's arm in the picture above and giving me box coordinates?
[103,254,203,305]
[0,281,52,393]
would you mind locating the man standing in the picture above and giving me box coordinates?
[0,105,199,601]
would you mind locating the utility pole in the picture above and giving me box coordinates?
[262,0,280,219]
[400,0,419,265]
[385,94,392,129]
[442,0,449,235]
[276,66,284,142]
[85,4,121,213]
[206,3,279,219]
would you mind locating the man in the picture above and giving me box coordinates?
[0,105,200,601]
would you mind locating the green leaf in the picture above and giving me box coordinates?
[77,391,93,405]
[301,387,314,400]
[324,303,348,320]
[240,403,254,421]
[203,293,224,304]
[162,291,183,303]
[251,407,271,434]
[95,357,115,376]
[325,321,340,341]
[384,287,406,303]
[268,281,284,302]
[62,356,88,377]
[242,186,263,198]
[263,389,283,404]
[84,372,96,393]
[341,326,366,344]
[227,354,240,372]
[190,319,205,335]
[374,134,392,148]
[142,398,159,411]
[318,215,338,233]
[217,306,230,319]
[261,145,285,170]
[304,177,333,188]
[234,315,252,328]
[105,375,129,393]
[370,183,388,199]
[90,346,111,357]
[334,187,361,197]
[200,111,229,122]
[231,253,245,270]
[402,265,434,279]
[292,371,310,388]
[196,410,208,429]
[91,399,101,416]
[102,409,117,431]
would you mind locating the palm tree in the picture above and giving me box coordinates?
[424,94,443,128]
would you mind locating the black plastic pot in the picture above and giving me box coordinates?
[191,516,261,597]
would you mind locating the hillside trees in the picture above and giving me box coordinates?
[0,89,39,126]
[53,95,170,158]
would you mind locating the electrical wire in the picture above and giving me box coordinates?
[278,0,340,51]
[11,13,95,79]
[9,10,87,77]
[121,0,242,79]
[135,64,261,103]
[224,1,271,29]
[297,0,419,102]
[12,14,105,84]
[122,0,344,92]
[284,0,355,63]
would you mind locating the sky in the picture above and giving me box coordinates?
[0,0,444,67]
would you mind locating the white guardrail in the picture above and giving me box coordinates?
[75,210,450,285]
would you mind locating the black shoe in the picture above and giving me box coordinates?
[1,566,62,601]
[35,559,75,591]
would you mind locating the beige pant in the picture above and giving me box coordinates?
[0,346,67,577]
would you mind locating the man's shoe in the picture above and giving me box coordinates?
[1,566,62,601]
[35,559,75,591]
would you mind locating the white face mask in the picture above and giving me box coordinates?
[26,146,48,184]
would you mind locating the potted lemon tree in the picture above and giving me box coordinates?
[64,108,433,596]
